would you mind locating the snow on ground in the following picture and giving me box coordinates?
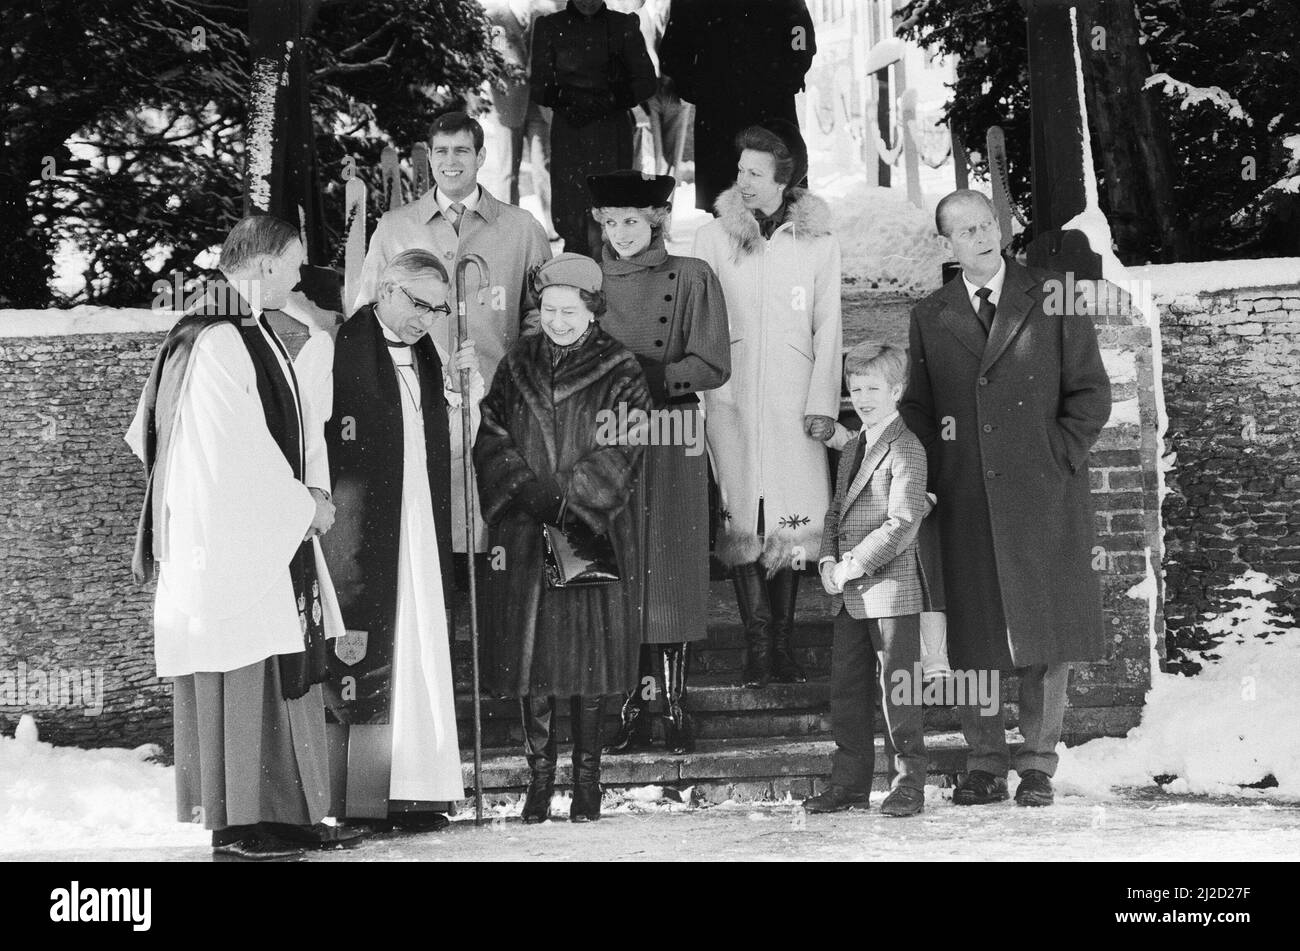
[0,716,208,855]
[6,572,1298,859]
[1059,571,1300,799]
[5,786,1298,862]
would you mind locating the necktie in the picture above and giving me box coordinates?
[449,202,466,235]
[974,287,996,338]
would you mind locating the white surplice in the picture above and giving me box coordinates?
[385,342,464,801]
[125,319,344,676]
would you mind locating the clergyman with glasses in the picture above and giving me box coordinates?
[318,249,480,830]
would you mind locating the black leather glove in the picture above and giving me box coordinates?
[514,479,565,525]
[635,355,669,406]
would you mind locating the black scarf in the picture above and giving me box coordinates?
[133,286,327,700]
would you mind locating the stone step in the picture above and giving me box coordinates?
[456,732,1026,798]
[448,676,979,747]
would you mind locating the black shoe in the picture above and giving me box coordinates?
[570,694,604,822]
[953,769,1009,805]
[768,567,807,683]
[1014,769,1055,807]
[259,821,367,851]
[213,832,306,861]
[732,561,772,688]
[520,695,558,823]
[803,785,871,814]
[880,785,925,817]
[388,811,450,832]
[661,643,695,755]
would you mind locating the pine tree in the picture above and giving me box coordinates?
[1,0,509,307]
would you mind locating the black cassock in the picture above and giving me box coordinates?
[321,305,454,725]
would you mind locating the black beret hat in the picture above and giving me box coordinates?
[586,169,676,208]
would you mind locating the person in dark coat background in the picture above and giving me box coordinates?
[321,250,468,830]
[474,253,651,823]
[659,0,816,213]
[899,189,1112,810]
[587,170,731,755]
[529,0,657,256]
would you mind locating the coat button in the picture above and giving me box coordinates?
[985,469,996,479]
[982,424,993,433]
[668,273,676,279]
[978,376,988,386]
[664,294,672,301]
[654,340,663,347]
[659,316,668,323]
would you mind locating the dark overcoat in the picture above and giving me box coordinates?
[530,2,657,256]
[473,325,651,698]
[899,260,1112,670]
[659,0,815,211]
[600,238,731,643]
[320,305,454,723]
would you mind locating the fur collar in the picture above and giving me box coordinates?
[713,185,834,257]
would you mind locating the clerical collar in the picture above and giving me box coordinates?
[378,313,414,348]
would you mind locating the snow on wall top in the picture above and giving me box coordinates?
[1129,258,1300,298]
[0,307,182,338]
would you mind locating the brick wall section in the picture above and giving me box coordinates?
[1159,287,1300,671]
[0,331,166,747]
[1,292,1164,748]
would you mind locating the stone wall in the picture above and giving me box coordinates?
[0,311,173,747]
[1158,285,1300,672]
[1,292,1168,748]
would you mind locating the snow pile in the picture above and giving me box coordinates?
[0,715,207,854]
[1058,571,1300,799]
[822,182,947,293]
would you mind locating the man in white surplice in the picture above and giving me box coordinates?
[127,214,359,859]
[322,249,481,828]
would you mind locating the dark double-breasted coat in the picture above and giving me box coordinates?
[473,325,651,698]
[320,305,454,722]
[899,260,1112,670]
[599,236,731,643]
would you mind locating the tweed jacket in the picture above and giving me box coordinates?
[818,416,933,619]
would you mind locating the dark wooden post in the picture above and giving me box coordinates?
[1022,0,1101,278]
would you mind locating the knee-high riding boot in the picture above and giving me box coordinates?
[604,644,655,754]
[570,694,604,822]
[662,642,694,754]
[768,568,807,683]
[520,695,557,823]
[732,561,772,688]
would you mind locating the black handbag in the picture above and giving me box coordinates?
[541,496,621,589]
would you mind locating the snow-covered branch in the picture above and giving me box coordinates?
[1144,72,1253,126]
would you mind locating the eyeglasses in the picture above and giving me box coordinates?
[398,285,452,318]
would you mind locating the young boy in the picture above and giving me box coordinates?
[805,342,934,817]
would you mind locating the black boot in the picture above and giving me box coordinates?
[732,561,772,688]
[768,568,807,683]
[520,695,557,824]
[661,643,695,755]
[570,694,604,822]
[604,645,655,754]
